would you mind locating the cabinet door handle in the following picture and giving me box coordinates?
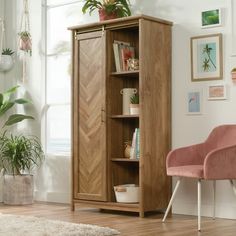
[101,108,106,123]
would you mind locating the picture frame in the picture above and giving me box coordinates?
[207,84,227,100]
[231,0,236,56]
[201,9,222,28]
[187,91,202,115]
[191,34,223,82]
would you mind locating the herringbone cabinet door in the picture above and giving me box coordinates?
[75,31,107,201]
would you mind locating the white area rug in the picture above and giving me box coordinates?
[0,214,119,236]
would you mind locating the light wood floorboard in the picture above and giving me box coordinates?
[0,203,236,235]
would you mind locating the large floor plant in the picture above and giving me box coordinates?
[0,85,43,205]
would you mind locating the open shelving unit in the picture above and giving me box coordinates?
[70,15,172,217]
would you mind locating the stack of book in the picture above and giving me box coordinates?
[130,128,140,159]
[113,40,135,72]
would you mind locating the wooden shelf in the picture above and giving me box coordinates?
[111,70,139,77]
[111,158,139,162]
[111,115,139,119]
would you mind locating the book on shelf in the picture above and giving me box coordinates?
[130,128,140,159]
[113,40,135,72]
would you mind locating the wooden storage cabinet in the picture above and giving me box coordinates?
[69,15,172,216]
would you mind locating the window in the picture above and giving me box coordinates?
[43,0,84,155]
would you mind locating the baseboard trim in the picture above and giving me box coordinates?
[34,191,70,204]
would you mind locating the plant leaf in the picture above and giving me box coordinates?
[0,102,14,117]
[4,114,34,126]
[14,98,32,104]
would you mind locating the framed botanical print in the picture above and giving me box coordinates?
[201,9,222,28]
[191,34,223,82]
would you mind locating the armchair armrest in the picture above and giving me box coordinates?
[167,143,206,168]
[204,145,236,180]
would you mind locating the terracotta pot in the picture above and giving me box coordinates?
[98,8,118,21]
[19,37,32,51]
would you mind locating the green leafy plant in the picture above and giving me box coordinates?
[2,48,14,56]
[18,31,31,38]
[130,94,139,104]
[82,0,131,17]
[0,86,34,129]
[0,133,44,175]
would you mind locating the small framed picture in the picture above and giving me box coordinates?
[201,9,222,28]
[207,84,227,100]
[191,34,223,81]
[187,91,202,115]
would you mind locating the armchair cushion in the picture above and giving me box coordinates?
[167,165,203,178]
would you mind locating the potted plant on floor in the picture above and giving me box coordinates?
[0,85,35,203]
[0,133,44,205]
[0,48,14,72]
[82,0,131,21]
[130,94,139,115]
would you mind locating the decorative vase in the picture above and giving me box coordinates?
[124,141,132,158]
[98,8,118,21]
[3,174,34,205]
[130,104,139,115]
[120,88,137,115]
[0,55,14,72]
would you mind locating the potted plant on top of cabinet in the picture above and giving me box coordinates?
[82,0,131,21]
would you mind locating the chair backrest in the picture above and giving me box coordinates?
[205,125,236,150]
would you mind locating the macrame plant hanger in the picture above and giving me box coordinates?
[19,0,32,83]
[0,17,5,62]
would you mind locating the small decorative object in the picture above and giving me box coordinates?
[0,133,44,205]
[0,48,14,72]
[19,31,32,55]
[201,9,222,28]
[82,0,131,21]
[120,88,137,115]
[208,84,227,100]
[231,68,236,80]
[187,91,202,115]
[130,94,139,115]
[127,58,139,71]
[124,141,131,158]
[191,34,223,81]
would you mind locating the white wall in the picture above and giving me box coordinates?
[132,0,236,219]
[2,0,236,219]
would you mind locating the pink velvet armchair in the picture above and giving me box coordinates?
[162,125,236,231]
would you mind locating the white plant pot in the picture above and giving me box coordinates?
[120,88,137,115]
[130,104,139,115]
[0,55,14,72]
[3,174,34,205]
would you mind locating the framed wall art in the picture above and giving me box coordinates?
[207,84,227,100]
[201,9,222,28]
[191,34,223,82]
[187,91,202,115]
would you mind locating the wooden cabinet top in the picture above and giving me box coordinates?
[68,14,173,32]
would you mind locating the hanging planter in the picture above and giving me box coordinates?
[0,48,14,72]
[19,31,32,55]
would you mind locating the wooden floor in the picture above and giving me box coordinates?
[0,203,236,235]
